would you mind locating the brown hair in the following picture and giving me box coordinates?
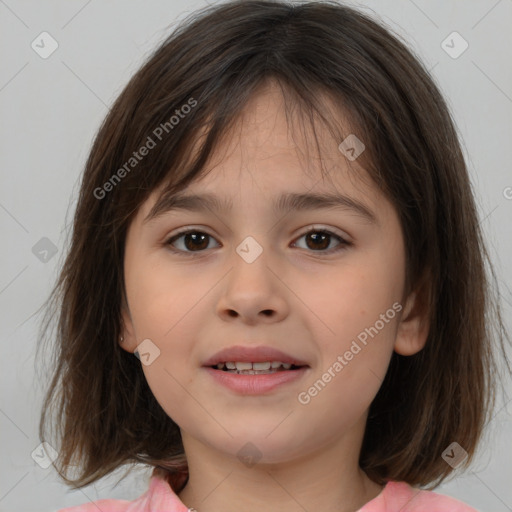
[36,0,511,492]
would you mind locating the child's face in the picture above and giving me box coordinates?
[120,82,427,465]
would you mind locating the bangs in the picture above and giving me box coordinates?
[144,77,377,227]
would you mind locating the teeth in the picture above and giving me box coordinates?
[214,361,296,370]
[235,362,253,371]
[253,362,271,370]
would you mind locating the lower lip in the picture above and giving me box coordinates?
[203,367,309,395]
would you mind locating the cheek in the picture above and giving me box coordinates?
[297,308,399,435]
[126,259,218,425]
[137,321,199,429]
[126,251,207,339]
[301,258,404,351]
[296,241,404,404]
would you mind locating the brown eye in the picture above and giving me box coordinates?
[166,230,219,254]
[165,227,350,257]
[293,229,350,254]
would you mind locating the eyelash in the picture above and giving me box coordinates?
[164,226,351,257]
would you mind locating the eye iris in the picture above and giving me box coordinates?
[184,232,209,251]
[306,232,330,250]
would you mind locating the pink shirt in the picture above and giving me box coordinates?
[57,468,479,512]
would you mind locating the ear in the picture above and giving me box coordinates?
[119,300,138,354]
[394,277,431,356]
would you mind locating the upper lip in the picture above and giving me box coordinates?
[203,345,310,367]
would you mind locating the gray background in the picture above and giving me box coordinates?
[1,0,511,511]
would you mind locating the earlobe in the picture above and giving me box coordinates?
[394,286,431,357]
[119,304,138,353]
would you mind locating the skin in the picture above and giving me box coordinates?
[120,81,429,512]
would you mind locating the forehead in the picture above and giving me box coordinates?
[140,81,387,222]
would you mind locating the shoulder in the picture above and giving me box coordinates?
[56,472,189,512]
[360,481,480,512]
[382,482,478,512]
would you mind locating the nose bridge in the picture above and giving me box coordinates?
[229,233,274,294]
[217,233,288,322]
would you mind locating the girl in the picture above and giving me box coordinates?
[37,1,511,511]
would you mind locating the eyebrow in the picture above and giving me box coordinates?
[143,191,377,225]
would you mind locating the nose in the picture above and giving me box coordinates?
[216,250,289,325]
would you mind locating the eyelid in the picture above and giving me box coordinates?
[166,224,351,240]
[169,225,219,242]
[298,224,352,242]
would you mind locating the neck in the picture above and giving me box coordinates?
[177,422,384,512]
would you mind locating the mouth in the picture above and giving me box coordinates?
[203,361,310,395]
[209,361,308,375]
[202,345,310,394]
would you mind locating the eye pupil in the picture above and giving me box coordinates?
[306,232,330,250]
